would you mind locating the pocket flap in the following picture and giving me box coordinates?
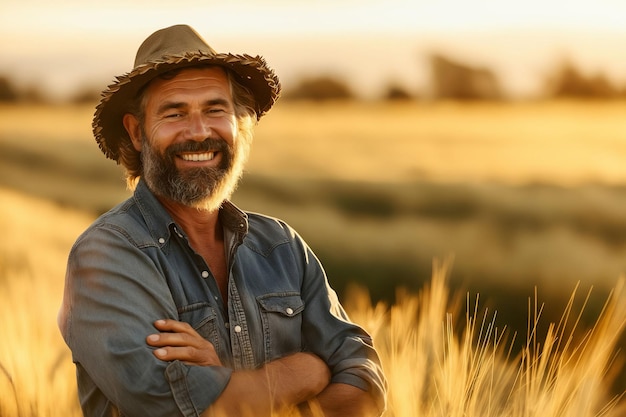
[177,302,217,330]
[257,293,304,317]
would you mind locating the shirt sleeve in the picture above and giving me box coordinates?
[60,224,231,417]
[289,227,388,413]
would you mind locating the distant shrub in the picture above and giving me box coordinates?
[0,76,19,102]
[546,59,622,99]
[20,85,48,104]
[69,86,101,104]
[283,75,354,101]
[382,83,414,101]
[429,54,503,100]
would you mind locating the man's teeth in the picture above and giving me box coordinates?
[181,152,215,161]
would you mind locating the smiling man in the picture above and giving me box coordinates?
[58,25,386,417]
[127,66,248,214]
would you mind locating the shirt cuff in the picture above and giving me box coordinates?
[166,361,232,416]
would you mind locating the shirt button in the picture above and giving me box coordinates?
[201,270,209,278]
[234,325,242,333]
[158,238,165,244]
[286,307,294,315]
[225,322,230,328]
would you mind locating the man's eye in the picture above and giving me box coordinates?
[165,113,182,118]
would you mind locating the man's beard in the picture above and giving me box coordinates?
[141,133,249,212]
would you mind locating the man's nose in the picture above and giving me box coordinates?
[186,112,212,141]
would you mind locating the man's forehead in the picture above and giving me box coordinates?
[145,66,231,98]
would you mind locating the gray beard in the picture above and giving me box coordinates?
[141,135,246,212]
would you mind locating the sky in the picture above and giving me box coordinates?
[2,0,626,100]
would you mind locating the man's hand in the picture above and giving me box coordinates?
[147,319,334,417]
[146,319,222,366]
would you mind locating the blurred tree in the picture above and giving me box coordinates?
[382,82,414,101]
[283,75,354,101]
[69,85,101,104]
[546,59,621,99]
[0,75,19,102]
[21,84,48,103]
[429,54,503,100]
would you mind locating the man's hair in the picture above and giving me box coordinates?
[118,65,257,189]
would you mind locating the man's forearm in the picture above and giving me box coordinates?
[204,352,330,417]
[298,383,382,417]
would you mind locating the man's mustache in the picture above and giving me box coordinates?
[166,138,229,155]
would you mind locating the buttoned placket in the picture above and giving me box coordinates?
[168,203,257,371]
[224,218,256,370]
[170,222,239,370]
[227,278,256,370]
[170,223,227,320]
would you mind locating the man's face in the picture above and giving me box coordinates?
[138,66,250,211]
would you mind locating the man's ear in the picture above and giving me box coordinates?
[122,113,143,152]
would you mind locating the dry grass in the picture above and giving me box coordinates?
[250,100,626,185]
[0,188,90,416]
[0,268,81,417]
[0,104,94,143]
[0,188,624,417]
[345,260,626,417]
[5,100,626,186]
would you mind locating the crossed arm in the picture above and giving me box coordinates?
[147,319,381,417]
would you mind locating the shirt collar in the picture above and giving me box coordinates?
[133,178,249,246]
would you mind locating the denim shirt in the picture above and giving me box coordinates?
[58,179,387,417]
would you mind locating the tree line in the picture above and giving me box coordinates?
[1,53,625,104]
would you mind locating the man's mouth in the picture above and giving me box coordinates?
[179,152,216,162]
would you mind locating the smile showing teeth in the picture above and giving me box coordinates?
[180,152,215,162]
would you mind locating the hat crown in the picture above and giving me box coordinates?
[134,24,216,67]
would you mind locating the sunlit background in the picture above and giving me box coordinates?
[2,0,626,329]
[1,1,626,415]
[3,0,626,100]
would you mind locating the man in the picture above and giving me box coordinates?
[58,24,387,417]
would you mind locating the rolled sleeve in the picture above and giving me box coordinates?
[166,361,232,416]
[291,230,388,412]
[331,357,388,412]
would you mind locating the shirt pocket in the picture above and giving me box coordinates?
[256,293,304,361]
[177,303,222,355]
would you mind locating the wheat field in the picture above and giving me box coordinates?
[1,101,626,415]
[4,100,626,186]
[0,187,624,416]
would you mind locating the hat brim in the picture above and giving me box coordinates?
[93,51,280,162]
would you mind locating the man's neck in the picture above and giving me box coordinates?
[157,194,229,302]
[156,195,223,244]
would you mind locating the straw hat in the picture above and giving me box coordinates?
[92,24,281,161]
